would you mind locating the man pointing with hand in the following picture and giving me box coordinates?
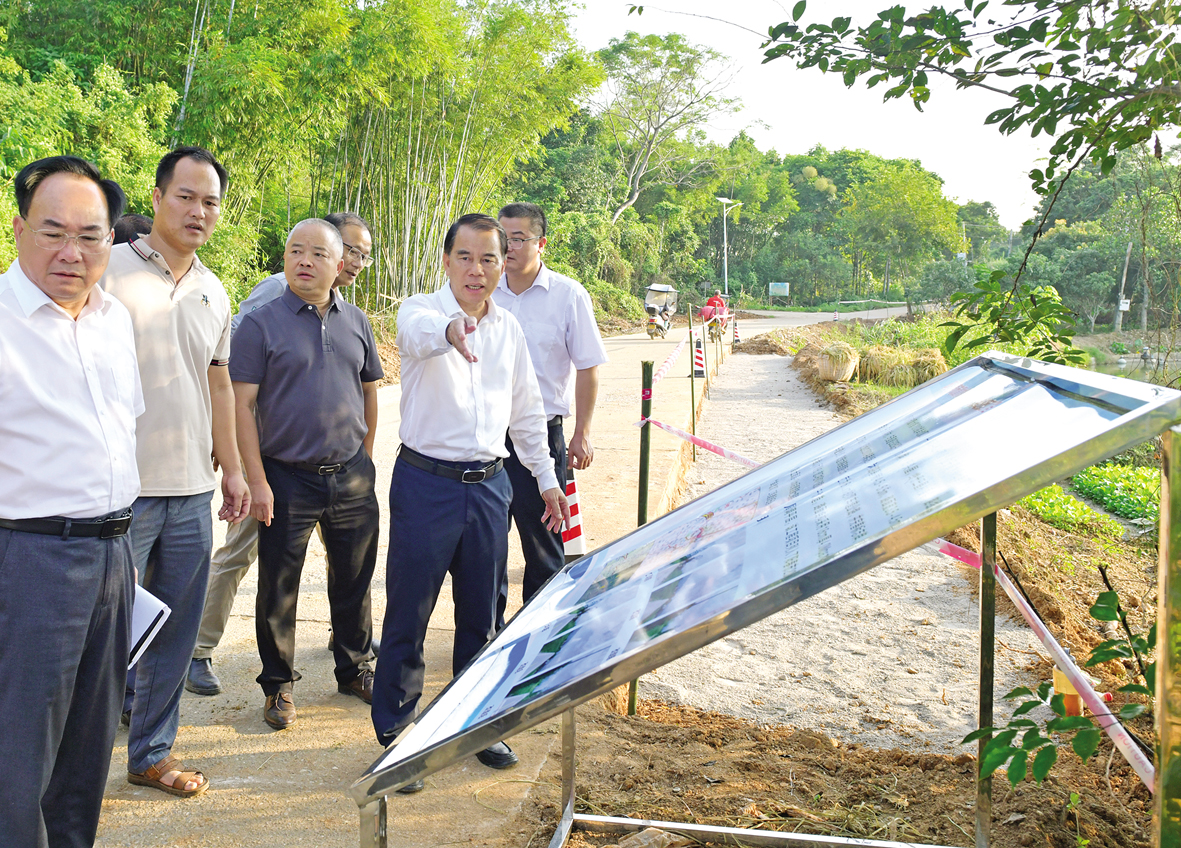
[372,213,568,787]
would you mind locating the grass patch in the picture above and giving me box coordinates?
[1072,465,1160,524]
[1017,485,1124,538]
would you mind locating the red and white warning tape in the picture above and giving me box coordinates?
[653,332,690,386]
[935,538,1155,791]
[635,416,761,468]
[562,470,585,555]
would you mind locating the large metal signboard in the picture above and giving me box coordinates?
[352,352,1181,807]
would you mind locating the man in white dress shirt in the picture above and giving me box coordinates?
[0,156,140,848]
[494,202,607,612]
[371,213,569,789]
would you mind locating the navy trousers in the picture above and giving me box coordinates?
[0,527,133,848]
[372,454,511,745]
[256,448,378,695]
[500,419,567,622]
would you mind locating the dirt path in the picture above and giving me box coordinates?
[644,353,1045,753]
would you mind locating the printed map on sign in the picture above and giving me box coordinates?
[362,353,1181,782]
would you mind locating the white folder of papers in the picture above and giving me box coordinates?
[129,585,170,669]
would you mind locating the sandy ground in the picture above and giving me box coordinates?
[641,353,1045,752]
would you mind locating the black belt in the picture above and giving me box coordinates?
[269,449,364,476]
[398,445,504,484]
[0,508,133,540]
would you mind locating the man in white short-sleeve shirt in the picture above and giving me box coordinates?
[102,146,250,799]
[493,202,608,610]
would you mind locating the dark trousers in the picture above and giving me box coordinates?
[372,455,511,744]
[256,447,378,695]
[0,527,133,848]
[500,419,567,622]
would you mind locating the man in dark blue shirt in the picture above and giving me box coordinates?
[230,218,383,729]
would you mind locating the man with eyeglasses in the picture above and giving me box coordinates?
[102,146,250,798]
[187,211,375,697]
[0,156,139,846]
[493,203,607,616]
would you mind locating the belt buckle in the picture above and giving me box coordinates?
[319,464,342,475]
[461,468,487,484]
[99,517,128,539]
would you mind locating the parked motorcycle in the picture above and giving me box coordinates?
[644,284,678,340]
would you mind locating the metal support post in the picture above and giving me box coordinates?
[358,797,387,848]
[547,709,577,848]
[688,316,697,463]
[1156,426,1181,844]
[976,512,997,848]
[631,362,653,716]
[637,361,653,528]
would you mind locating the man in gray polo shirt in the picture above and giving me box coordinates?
[188,211,375,696]
[231,218,383,729]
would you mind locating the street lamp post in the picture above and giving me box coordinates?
[716,197,742,297]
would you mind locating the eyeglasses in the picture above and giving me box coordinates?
[506,236,541,250]
[342,242,375,267]
[26,226,113,254]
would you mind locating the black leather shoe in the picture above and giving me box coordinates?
[396,779,425,794]
[338,670,374,704]
[264,692,296,729]
[475,741,518,769]
[185,658,223,696]
[120,709,131,728]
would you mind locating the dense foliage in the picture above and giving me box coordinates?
[0,0,1176,350]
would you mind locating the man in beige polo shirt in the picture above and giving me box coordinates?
[102,146,250,798]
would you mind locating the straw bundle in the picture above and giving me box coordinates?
[818,341,859,382]
[860,345,906,382]
[881,363,921,388]
[913,348,949,383]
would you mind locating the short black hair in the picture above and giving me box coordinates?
[324,211,371,234]
[498,202,547,238]
[113,213,153,245]
[156,146,229,198]
[443,213,507,257]
[14,155,127,229]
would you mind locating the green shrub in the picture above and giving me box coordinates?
[1018,485,1124,538]
[1072,465,1160,524]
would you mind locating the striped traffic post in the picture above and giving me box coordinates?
[562,470,585,562]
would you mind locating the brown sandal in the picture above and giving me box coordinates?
[128,754,209,798]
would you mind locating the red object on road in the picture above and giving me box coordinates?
[698,304,729,329]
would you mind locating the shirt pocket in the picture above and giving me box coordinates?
[530,323,564,366]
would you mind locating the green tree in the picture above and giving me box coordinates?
[596,31,738,223]
[915,258,973,305]
[0,40,175,267]
[840,161,962,300]
[958,200,1009,262]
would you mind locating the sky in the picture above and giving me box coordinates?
[570,0,1052,230]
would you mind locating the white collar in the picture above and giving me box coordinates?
[8,260,108,319]
[497,262,551,296]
